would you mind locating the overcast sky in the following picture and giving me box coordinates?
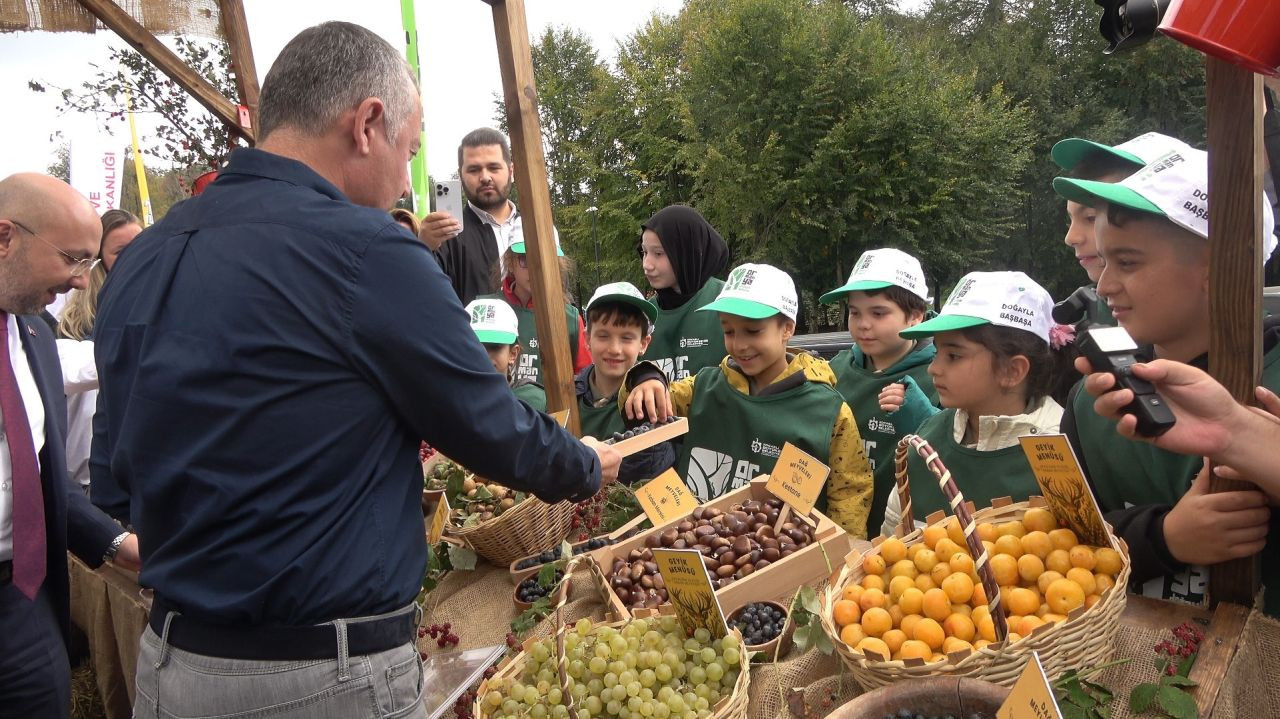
[0,0,689,180]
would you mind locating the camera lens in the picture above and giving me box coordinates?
[1095,0,1172,54]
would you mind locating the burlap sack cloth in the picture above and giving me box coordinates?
[68,555,152,719]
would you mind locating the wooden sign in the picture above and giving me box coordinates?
[765,442,830,516]
[636,469,699,527]
[550,409,571,428]
[428,494,451,545]
[997,652,1063,719]
[1018,434,1111,548]
[608,417,689,457]
[652,548,728,639]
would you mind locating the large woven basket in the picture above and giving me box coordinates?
[820,435,1131,690]
[447,493,577,567]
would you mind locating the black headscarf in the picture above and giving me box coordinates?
[640,205,730,310]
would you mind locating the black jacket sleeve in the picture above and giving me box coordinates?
[619,442,677,486]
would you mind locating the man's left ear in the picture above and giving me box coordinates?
[352,97,387,156]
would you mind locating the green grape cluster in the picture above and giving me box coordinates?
[481,615,743,719]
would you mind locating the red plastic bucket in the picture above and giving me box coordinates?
[191,170,218,196]
[1159,0,1280,77]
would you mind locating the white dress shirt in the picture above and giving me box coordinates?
[56,339,98,491]
[0,314,46,562]
[469,200,561,262]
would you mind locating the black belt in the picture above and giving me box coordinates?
[149,597,417,661]
[0,560,10,586]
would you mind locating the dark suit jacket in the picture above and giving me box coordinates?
[433,205,500,306]
[15,314,119,646]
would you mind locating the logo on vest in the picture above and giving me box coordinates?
[750,438,781,459]
[867,417,896,435]
[679,337,710,349]
[528,337,539,349]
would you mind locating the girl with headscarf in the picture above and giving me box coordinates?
[638,205,730,380]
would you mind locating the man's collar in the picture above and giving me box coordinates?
[219,147,348,203]
[468,200,518,227]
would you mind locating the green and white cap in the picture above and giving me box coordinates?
[1051,131,1184,173]
[900,271,1053,344]
[698,263,798,321]
[586,281,658,323]
[465,298,519,345]
[820,248,930,304]
[510,240,565,256]
[1054,144,1277,258]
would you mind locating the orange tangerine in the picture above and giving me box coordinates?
[1045,549,1072,575]
[922,525,948,550]
[889,575,915,602]
[923,588,952,622]
[854,636,891,660]
[934,538,964,562]
[1021,508,1058,533]
[861,607,893,637]
[862,574,886,592]
[973,639,992,651]
[832,599,862,627]
[913,618,945,650]
[930,562,952,588]
[1015,616,1046,636]
[970,582,988,607]
[898,587,925,616]
[1036,603,1051,618]
[1046,577,1085,614]
[989,554,1020,586]
[1007,631,1024,644]
[842,584,865,604]
[863,553,887,576]
[941,572,975,604]
[976,523,998,543]
[943,636,974,655]
[1095,574,1116,595]
[950,603,972,618]
[1085,594,1102,609]
[948,552,975,576]
[998,521,1027,539]
[1005,587,1040,617]
[1065,567,1097,596]
[859,587,887,612]
[1048,528,1079,552]
[976,614,996,642]
[840,622,867,647]
[943,614,976,642]
[982,540,996,556]
[1094,547,1123,577]
[1037,570,1065,596]
[1020,531,1053,559]
[946,518,967,548]
[971,605,990,624]
[882,629,908,655]
[908,542,927,561]
[914,575,937,593]
[1017,554,1045,585]
[913,548,939,574]
[993,535,1024,558]
[1042,613,1067,625]
[880,537,908,564]
[899,614,923,639]
[898,639,932,661]
[1069,546,1097,571]
[888,604,906,628]
[890,559,919,580]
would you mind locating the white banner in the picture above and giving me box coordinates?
[70,136,124,215]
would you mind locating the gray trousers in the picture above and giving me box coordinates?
[133,605,426,719]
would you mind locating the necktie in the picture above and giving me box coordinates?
[0,313,45,600]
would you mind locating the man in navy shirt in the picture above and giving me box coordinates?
[91,22,619,719]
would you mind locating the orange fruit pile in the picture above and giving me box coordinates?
[831,509,1123,663]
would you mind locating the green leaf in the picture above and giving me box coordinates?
[1082,680,1113,701]
[1096,704,1112,719]
[1060,703,1087,719]
[795,585,822,616]
[1177,652,1198,677]
[1068,683,1094,708]
[446,544,477,571]
[813,630,835,656]
[1156,685,1198,719]
[473,484,495,501]
[561,539,575,560]
[538,562,559,588]
[1129,683,1158,714]
[1161,675,1198,688]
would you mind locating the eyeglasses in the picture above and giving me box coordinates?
[7,218,100,277]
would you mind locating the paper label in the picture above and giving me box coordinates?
[428,495,451,545]
[997,652,1064,719]
[1018,434,1112,547]
[765,442,830,516]
[636,469,699,527]
[652,549,728,639]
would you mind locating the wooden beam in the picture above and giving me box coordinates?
[1205,56,1265,606]
[488,0,579,434]
[75,0,255,145]
[218,0,260,133]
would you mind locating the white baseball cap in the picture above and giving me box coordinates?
[465,298,519,345]
[698,263,798,321]
[1054,144,1277,259]
[1051,131,1186,173]
[586,281,658,323]
[900,271,1054,344]
[820,248,931,304]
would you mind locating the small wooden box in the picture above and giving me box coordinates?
[588,477,854,620]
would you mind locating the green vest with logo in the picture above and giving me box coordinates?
[512,381,547,412]
[645,279,728,382]
[479,294,581,388]
[578,394,624,440]
[831,344,938,538]
[903,409,1044,527]
[1071,342,1280,614]
[676,366,845,502]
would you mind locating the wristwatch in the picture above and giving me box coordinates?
[103,531,130,564]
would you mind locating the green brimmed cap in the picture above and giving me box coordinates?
[697,263,798,320]
[586,281,658,323]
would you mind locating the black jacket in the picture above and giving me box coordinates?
[435,205,501,306]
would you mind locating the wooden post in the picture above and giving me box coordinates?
[218,0,260,134]
[486,0,579,433]
[75,0,255,144]
[1205,57,1265,606]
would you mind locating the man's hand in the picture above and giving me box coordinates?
[1163,465,1270,565]
[581,436,622,486]
[112,533,141,571]
[624,379,672,424]
[878,383,906,413]
[419,211,462,251]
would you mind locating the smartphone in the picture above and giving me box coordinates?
[433,180,464,221]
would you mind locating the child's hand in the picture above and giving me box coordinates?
[879,383,907,413]
[1163,463,1271,565]
[625,379,672,424]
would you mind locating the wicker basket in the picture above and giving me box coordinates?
[474,570,751,719]
[447,493,577,567]
[820,435,1131,690]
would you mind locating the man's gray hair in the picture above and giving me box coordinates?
[258,22,418,142]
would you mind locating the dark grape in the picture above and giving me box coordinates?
[516,571,564,603]
[732,602,787,646]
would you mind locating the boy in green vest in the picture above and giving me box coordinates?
[465,298,547,411]
[623,263,875,537]
[1054,141,1280,614]
[575,282,676,484]
[819,248,938,536]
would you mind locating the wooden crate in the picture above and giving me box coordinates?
[588,477,854,620]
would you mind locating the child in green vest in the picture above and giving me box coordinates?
[487,241,592,387]
[465,298,547,411]
[638,205,730,381]
[623,263,875,537]
[575,282,676,484]
[1054,141,1280,614]
[819,248,939,537]
[881,271,1071,537]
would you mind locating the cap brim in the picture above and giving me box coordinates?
[898,314,991,338]
[1052,176,1165,217]
[696,297,782,320]
[1051,138,1145,172]
[819,280,894,305]
[474,329,518,344]
[587,294,658,323]
[511,241,565,257]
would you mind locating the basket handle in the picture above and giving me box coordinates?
[892,440,914,538]
[896,435,1009,643]
[550,554,590,715]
